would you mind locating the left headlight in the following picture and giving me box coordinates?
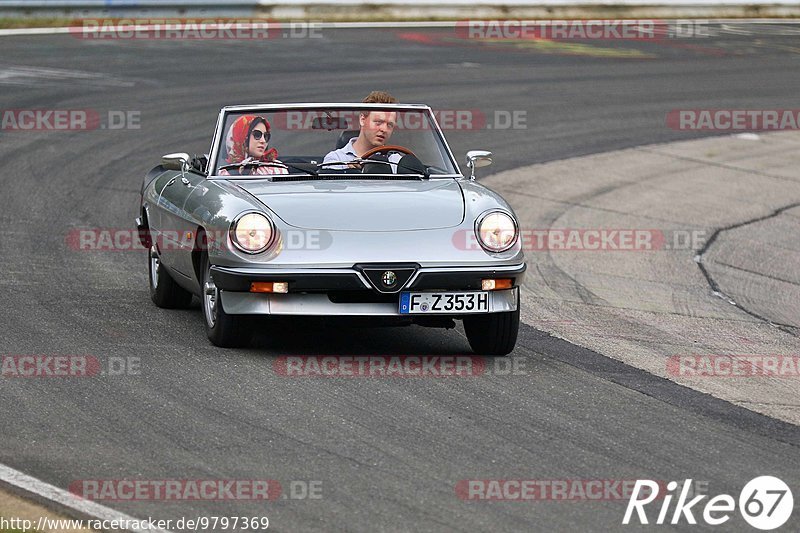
[230,212,275,254]
[476,211,518,252]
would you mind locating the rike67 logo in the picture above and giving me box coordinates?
[623,477,793,530]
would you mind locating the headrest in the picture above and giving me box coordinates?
[335,130,360,150]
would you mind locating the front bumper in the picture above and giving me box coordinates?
[212,263,525,316]
[220,287,518,316]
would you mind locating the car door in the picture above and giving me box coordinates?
[157,170,203,278]
[173,171,212,282]
[148,170,177,244]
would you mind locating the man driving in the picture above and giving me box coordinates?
[323,91,401,170]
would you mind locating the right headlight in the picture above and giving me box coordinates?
[476,211,518,252]
[230,212,275,254]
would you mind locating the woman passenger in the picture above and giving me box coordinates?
[219,115,288,176]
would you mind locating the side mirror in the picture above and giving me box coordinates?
[162,152,191,172]
[466,150,493,180]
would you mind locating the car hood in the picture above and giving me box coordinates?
[234,179,465,231]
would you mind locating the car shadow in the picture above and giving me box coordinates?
[247,316,473,356]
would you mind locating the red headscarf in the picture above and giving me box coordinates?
[225,115,279,163]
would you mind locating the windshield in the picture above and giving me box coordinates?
[211,107,459,177]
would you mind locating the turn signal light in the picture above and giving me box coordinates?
[481,278,513,291]
[250,282,289,294]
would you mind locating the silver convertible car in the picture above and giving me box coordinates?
[137,104,525,354]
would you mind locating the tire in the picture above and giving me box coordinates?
[201,254,253,348]
[149,245,193,309]
[463,307,520,356]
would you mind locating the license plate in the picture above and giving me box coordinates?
[399,291,490,314]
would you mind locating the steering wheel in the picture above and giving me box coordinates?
[360,145,416,160]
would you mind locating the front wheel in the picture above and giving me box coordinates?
[202,254,253,348]
[463,308,520,356]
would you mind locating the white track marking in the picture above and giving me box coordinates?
[0,462,173,533]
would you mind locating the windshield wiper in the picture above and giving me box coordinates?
[218,160,318,177]
[316,159,429,179]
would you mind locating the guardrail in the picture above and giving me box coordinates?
[1,0,798,20]
[1,0,799,4]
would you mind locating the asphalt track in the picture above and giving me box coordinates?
[1,25,800,531]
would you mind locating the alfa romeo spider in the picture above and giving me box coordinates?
[137,104,525,354]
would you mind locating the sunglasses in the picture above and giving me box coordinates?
[251,129,270,142]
